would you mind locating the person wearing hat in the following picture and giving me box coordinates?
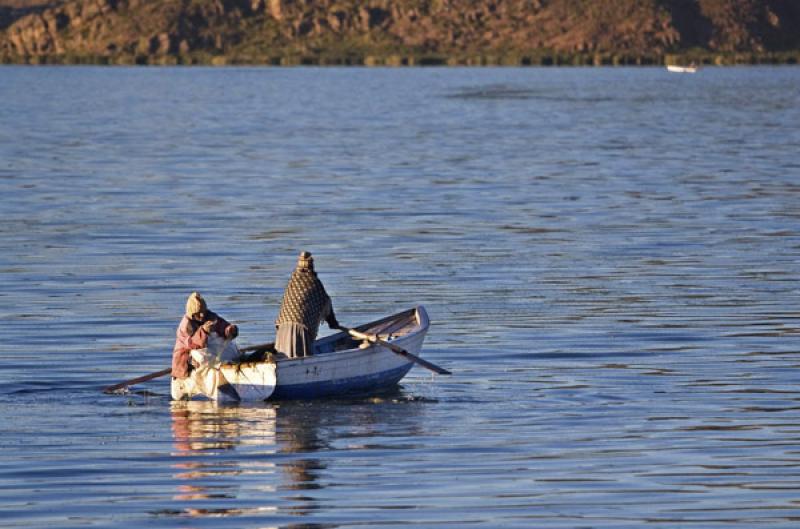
[274,251,340,358]
[171,292,239,379]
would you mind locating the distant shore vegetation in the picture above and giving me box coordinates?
[5,50,799,67]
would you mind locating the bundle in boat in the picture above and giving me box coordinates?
[171,334,277,403]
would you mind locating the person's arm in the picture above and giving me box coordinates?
[323,298,340,329]
[208,311,238,339]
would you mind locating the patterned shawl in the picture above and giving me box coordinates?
[275,269,331,331]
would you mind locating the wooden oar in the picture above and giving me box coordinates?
[102,367,171,394]
[102,339,272,393]
[337,326,451,375]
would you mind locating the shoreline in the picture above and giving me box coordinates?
[4,51,800,66]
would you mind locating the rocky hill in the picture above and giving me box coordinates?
[1,0,799,65]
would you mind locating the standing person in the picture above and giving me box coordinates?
[275,251,340,358]
[171,292,239,380]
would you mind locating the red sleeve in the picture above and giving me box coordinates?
[172,316,213,377]
[174,317,207,354]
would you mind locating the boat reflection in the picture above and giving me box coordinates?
[171,400,276,455]
[168,389,424,521]
[169,400,280,518]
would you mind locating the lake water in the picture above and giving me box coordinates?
[1,65,799,528]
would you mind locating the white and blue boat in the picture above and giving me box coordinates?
[172,306,432,402]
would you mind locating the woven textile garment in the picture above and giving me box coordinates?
[275,269,333,357]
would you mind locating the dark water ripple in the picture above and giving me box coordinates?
[1,66,800,528]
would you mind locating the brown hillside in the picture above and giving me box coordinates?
[1,0,799,65]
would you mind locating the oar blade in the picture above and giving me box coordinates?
[392,348,451,375]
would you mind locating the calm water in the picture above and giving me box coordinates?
[1,66,799,528]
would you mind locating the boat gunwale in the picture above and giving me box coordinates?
[226,306,428,371]
[278,305,427,368]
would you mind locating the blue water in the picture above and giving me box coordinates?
[1,65,799,528]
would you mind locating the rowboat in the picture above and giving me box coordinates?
[171,306,431,402]
[666,64,699,73]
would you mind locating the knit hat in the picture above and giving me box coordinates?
[185,291,207,317]
[297,251,314,271]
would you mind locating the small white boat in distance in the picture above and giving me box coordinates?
[667,64,699,73]
[172,306,433,402]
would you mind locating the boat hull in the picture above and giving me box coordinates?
[272,328,426,399]
[666,65,698,73]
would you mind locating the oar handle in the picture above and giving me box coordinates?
[338,326,451,375]
[103,367,172,394]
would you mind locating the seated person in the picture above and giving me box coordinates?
[172,291,239,380]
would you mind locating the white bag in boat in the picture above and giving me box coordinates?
[190,332,241,368]
[186,363,239,403]
[172,333,242,402]
[175,332,277,402]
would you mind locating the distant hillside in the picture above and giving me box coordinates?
[2,0,799,65]
[0,0,54,30]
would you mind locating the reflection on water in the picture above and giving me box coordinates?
[167,395,423,522]
[170,401,273,454]
[169,402,280,517]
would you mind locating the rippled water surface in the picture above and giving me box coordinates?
[1,66,800,528]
